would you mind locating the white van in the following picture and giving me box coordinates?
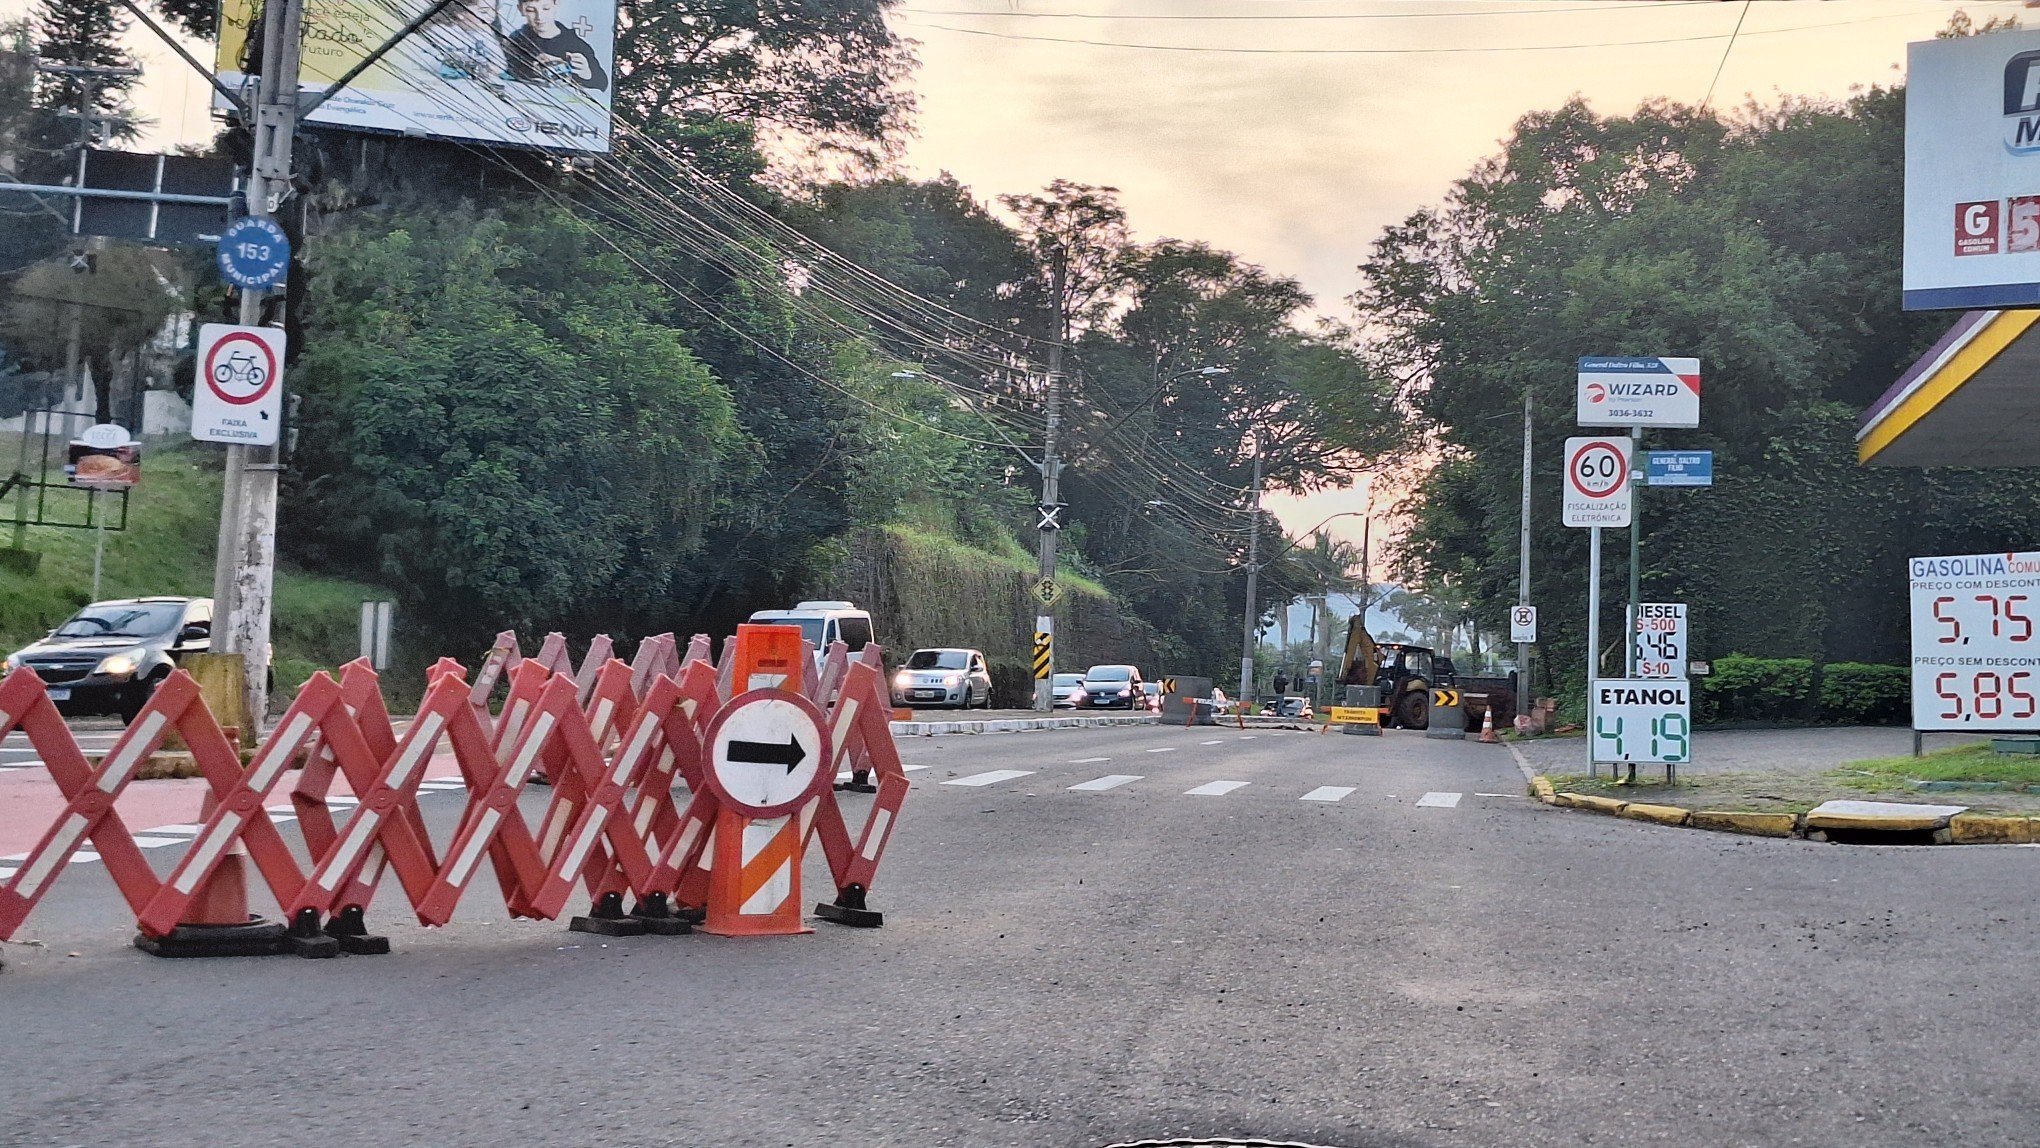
[745,601,876,659]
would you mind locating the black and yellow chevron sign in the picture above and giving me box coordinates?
[1162,677,1177,695]
[1032,631,1053,679]
[1431,688,1462,709]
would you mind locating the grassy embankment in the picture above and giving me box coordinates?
[0,435,397,696]
[1548,743,2040,816]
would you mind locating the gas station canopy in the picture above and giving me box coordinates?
[1858,310,2040,467]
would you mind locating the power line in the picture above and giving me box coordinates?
[902,2,1709,21]
[1699,0,1753,112]
[897,8,1943,55]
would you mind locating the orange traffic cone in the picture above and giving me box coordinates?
[1479,707,1499,744]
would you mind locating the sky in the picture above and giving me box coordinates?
[11,0,2023,568]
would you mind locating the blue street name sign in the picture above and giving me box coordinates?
[216,217,290,290]
[1645,450,1713,487]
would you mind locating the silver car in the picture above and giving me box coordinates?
[1050,672,1084,708]
[892,647,994,709]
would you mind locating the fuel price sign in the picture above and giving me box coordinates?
[1591,679,1692,764]
[1632,603,1687,679]
[1909,552,2040,730]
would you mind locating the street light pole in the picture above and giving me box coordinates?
[1237,437,1262,703]
[1518,387,1533,696]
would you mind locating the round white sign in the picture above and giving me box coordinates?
[705,692,829,817]
[79,423,132,449]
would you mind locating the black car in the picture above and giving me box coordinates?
[1074,664,1146,709]
[3,597,214,722]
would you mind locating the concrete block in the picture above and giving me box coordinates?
[1619,802,1690,826]
[1561,793,1627,816]
[1947,814,2036,845]
[1689,811,1799,838]
[1803,799,1967,834]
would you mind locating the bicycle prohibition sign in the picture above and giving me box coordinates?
[204,333,276,406]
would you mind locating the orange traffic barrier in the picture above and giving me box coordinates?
[0,628,913,959]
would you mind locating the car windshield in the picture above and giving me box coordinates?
[53,602,183,639]
[906,650,969,670]
[1086,666,1130,681]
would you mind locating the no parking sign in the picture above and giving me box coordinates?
[191,323,284,446]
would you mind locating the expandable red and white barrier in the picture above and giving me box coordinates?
[0,627,911,958]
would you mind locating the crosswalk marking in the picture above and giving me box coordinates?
[1199,740,1224,745]
[1237,736,1257,740]
[131,836,189,848]
[1416,791,1463,808]
[1300,786,1356,803]
[147,824,204,835]
[943,769,1034,787]
[1069,757,1111,764]
[1144,746,1178,754]
[1069,774,1142,792]
[903,765,929,773]
[1184,780,1248,797]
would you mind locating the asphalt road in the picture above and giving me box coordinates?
[2,724,2037,1147]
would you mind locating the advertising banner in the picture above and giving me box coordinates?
[213,0,615,152]
[1576,357,1701,428]
[1908,551,2040,731]
[1905,29,2040,309]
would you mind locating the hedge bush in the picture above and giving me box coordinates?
[1692,655,1908,725]
[1815,662,1909,725]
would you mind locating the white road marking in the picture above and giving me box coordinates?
[147,824,204,835]
[418,780,467,790]
[903,764,929,773]
[1416,792,1463,808]
[943,769,1035,787]
[131,836,187,848]
[1068,757,1111,764]
[73,851,100,862]
[1069,774,1142,792]
[0,867,14,881]
[1301,786,1356,803]
[1475,792,1519,798]
[1200,739,1224,745]
[1237,736,1257,741]
[1185,780,1248,796]
[1145,747,1179,754]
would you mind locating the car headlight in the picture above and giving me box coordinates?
[893,671,911,687]
[942,673,963,686]
[3,654,19,673]
[95,652,140,678]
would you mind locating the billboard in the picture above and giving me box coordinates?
[213,0,614,152]
[1905,29,2040,310]
[1576,356,1701,428]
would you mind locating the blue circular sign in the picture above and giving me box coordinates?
[216,217,291,290]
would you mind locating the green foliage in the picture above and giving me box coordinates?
[1355,89,2040,692]
[1696,655,1814,724]
[286,202,748,642]
[1815,662,1909,726]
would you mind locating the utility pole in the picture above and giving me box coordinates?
[212,0,304,730]
[1032,261,1066,712]
[1517,388,1533,695]
[1237,436,1263,703]
[1624,425,1642,677]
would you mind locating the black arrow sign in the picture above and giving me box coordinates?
[730,735,806,773]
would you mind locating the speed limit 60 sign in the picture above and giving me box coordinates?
[191,323,284,446]
[1562,436,1632,528]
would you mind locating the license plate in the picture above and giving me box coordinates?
[912,690,942,699]
[47,688,70,701]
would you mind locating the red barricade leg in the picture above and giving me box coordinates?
[811,654,911,928]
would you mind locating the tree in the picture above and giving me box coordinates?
[1353,84,2040,687]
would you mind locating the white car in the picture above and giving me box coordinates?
[892,648,994,709]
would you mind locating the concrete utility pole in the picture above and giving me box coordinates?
[1517,388,1533,694]
[1624,425,1642,677]
[1032,260,1067,712]
[212,0,305,729]
[1237,437,1263,703]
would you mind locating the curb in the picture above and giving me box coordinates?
[1526,776,2040,846]
[888,713,1159,737]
